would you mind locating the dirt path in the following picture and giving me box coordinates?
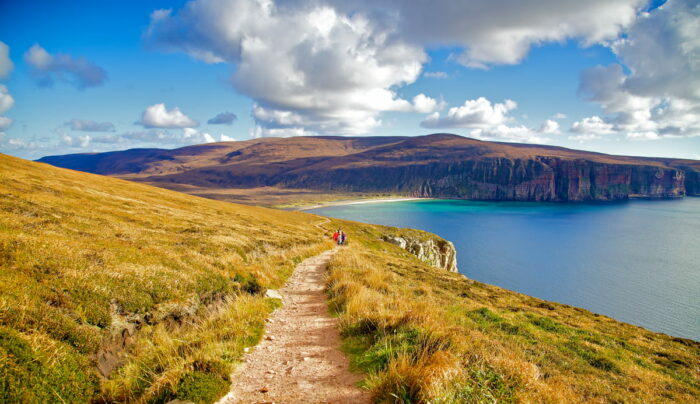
[217,248,372,404]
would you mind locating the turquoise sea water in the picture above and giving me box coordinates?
[309,198,700,341]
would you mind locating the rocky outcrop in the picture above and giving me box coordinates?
[381,234,458,272]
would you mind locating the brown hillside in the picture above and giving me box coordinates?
[38,134,700,205]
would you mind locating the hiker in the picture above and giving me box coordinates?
[332,229,339,243]
[340,231,346,245]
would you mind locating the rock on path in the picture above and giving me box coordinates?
[217,248,371,404]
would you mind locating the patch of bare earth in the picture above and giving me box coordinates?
[217,248,371,404]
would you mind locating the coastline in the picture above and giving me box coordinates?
[296,197,430,211]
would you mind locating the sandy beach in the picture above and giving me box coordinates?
[297,196,429,211]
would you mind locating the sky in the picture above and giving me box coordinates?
[0,0,698,160]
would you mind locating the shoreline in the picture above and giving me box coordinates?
[297,197,430,211]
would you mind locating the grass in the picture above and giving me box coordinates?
[2,152,699,403]
[0,154,332,403]
[326,225,700,403]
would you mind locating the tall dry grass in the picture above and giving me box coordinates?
[327,238,700,403]
[0,154,331,403]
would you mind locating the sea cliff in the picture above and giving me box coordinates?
[277,157,689,201]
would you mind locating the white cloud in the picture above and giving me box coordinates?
[421,96,556,144]
[220,134,235,141]
[551,113,567,120]
[143,0,694,140]
[60,133,92,148]
[577,0,700,140]
[250,125,319,139]
[183,127,215,143]
[0,42,14,79]
[145,0,430,136]
[626,131,660,140]
[0,116,13,131]
[423,71,448,79]
[570,116,616,136]
[410,94,444,114]
[0,84,14,114]
[470,124,549,144]
[139,103,198,129]
[67,119,115,132]
[90,128,216,146]
[538,119,560,134]
[421,97,516,129]
[0,135,38,152]
[0,84,14,131]
[332,0,645,68]
[24,44,107,89]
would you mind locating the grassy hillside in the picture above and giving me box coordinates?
[326,223,700,403]
[0,153,333,403]
[2,153,698,403]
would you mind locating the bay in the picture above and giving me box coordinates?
[309,198,700,341]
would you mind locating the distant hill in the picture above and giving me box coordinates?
[38,134,700,205]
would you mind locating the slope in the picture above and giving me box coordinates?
[2,153,698,403]
[0,153,336,402]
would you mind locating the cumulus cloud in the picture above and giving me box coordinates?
[143,0,690,139]
[576,0,700,140]
[470,124,550,144]
[333,0,645,68]
[67,119,115,132]
[0,84,14,131]
[421,97,517,129]
[207,111,238,125]
[220,134,235,141]
[0,42,14,79]
[421,96,558,144]
[538,119,560,134]
[0,116,13,131]
[139,103,198,128]
[183,127,215,143]
[146,0,430,136]
[570,116,616,138]
[60,133,92,148]
[24,44,107,89]
[0,84,14,114]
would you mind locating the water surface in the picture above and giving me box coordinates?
[310,198,700,340]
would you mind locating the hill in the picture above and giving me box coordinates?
[38,134,700,206]
[1,153,698,403]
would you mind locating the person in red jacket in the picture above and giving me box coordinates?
[332,229,339,243]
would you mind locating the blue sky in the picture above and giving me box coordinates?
[0,0,698,160]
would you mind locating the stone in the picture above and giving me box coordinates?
[265,289,283,300]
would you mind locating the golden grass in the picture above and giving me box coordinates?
[327,232,700,403]
[0,154,331,403]
[2,152,699,403]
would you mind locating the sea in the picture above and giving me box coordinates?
[309,197,700,341]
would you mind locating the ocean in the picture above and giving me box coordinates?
[309,197,700,341]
